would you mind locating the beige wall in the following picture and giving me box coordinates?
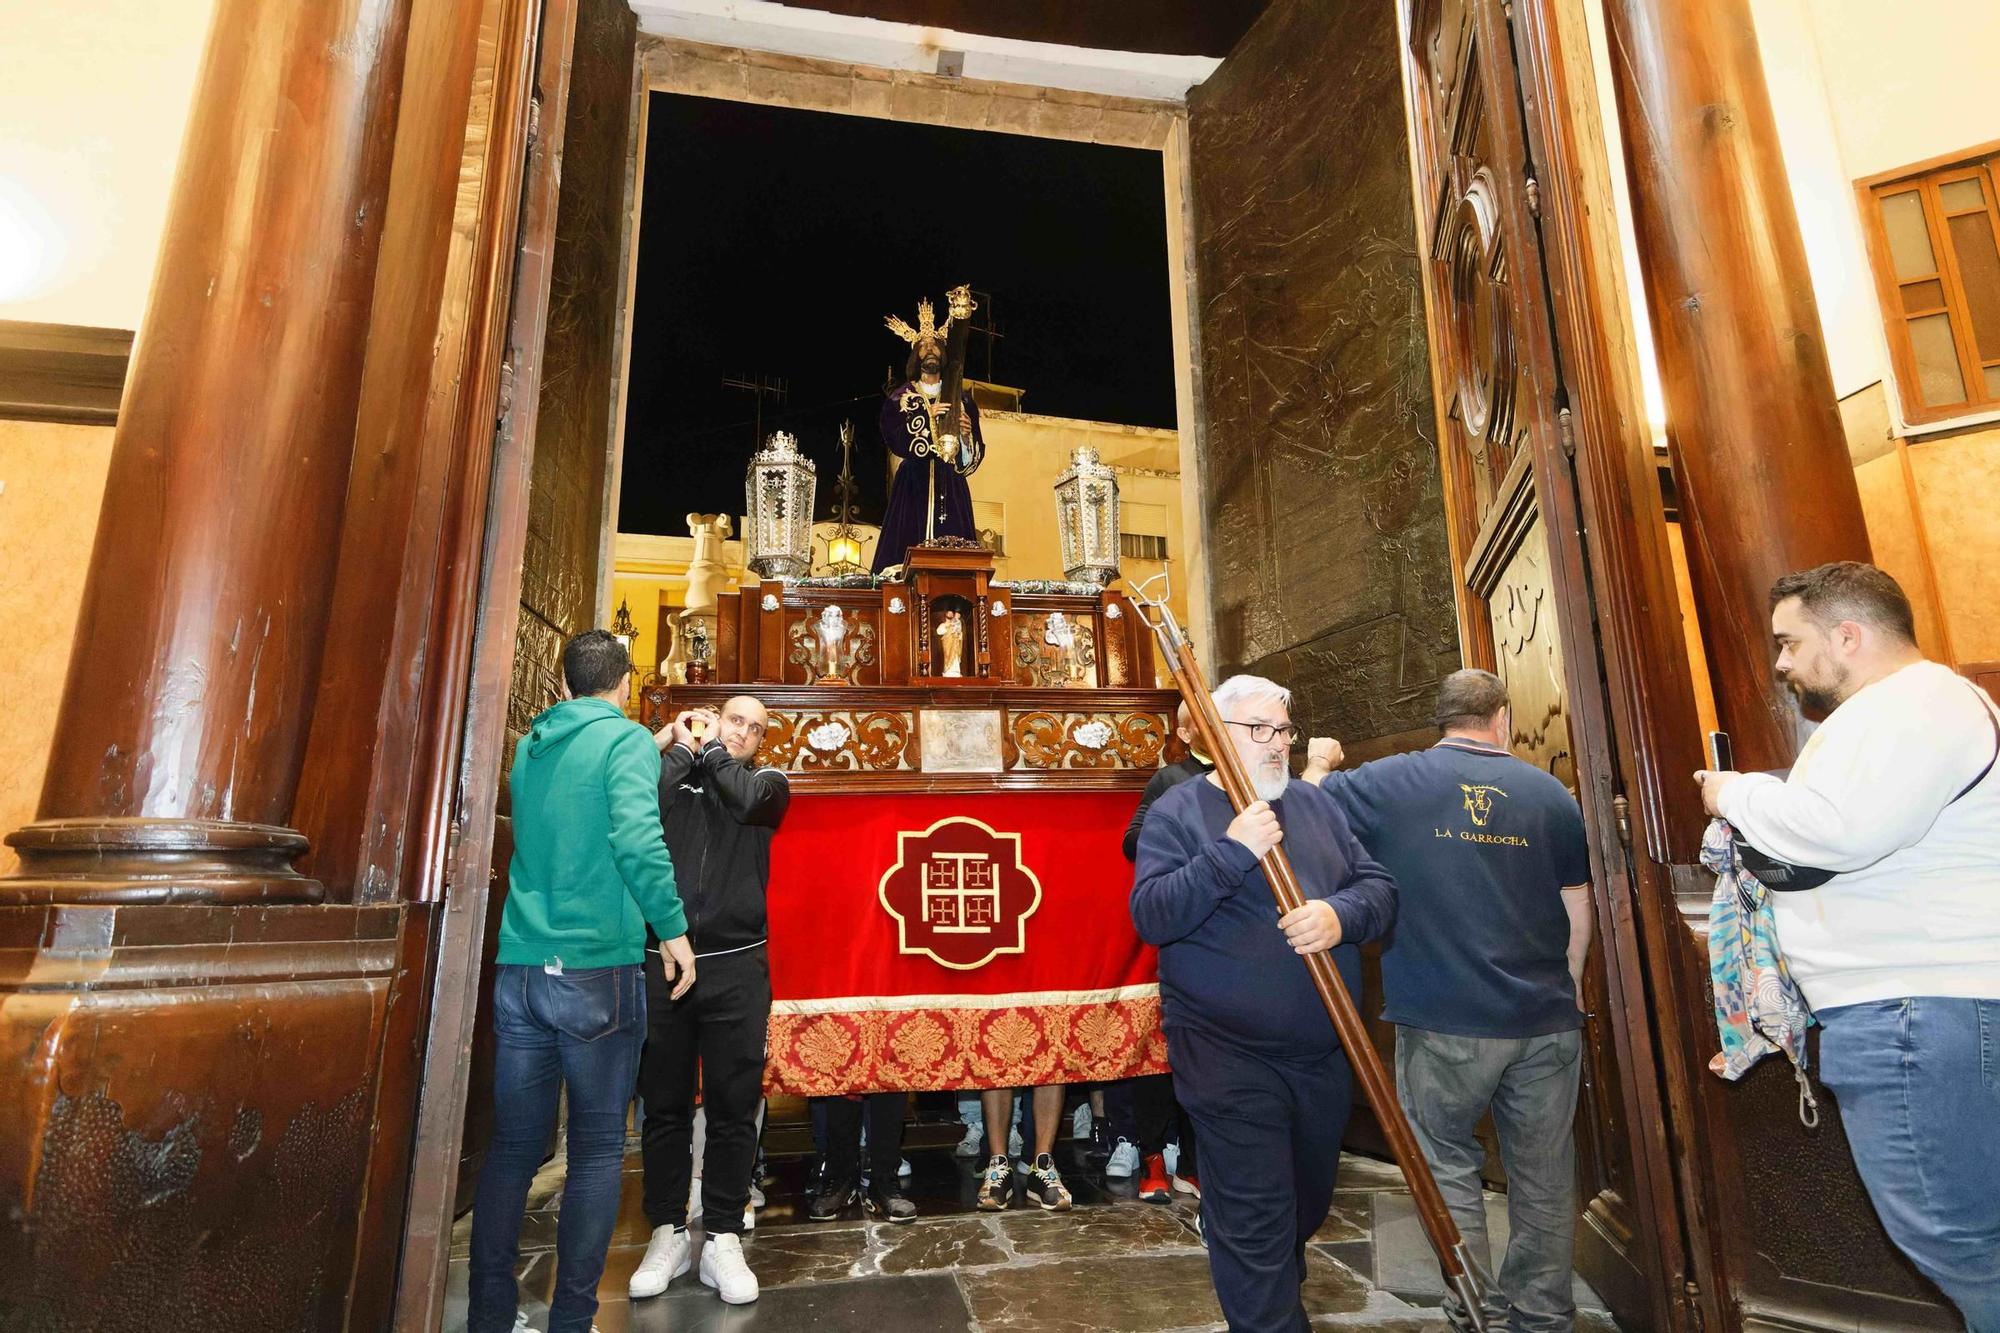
[970,411,1186,625]
[0,421,116,875]
[1744,0,2000,664]
[0,0,213,326]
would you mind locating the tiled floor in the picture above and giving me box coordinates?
[445,1134,1623,1332]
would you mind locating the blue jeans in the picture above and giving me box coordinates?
[468,963,646,1333]
[1817,997,2000,1333]
[1396,1026,1583,1333]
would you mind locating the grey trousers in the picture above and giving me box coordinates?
[1395,1025,1583,1333]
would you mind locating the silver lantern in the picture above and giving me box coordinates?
[745,430,817,581]
[1053,445,1120,587]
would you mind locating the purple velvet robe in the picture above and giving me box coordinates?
[871,381,985,572]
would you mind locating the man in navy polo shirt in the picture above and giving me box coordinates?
[1316,669,1593,1333]
[1134,674,1397,1332]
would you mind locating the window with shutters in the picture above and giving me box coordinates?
[1859,142,2000,425]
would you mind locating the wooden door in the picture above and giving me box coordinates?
[1399,1,1704,1328]
[454,0,638,1208]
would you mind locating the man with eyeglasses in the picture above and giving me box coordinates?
[630,696,789,1307]
[1133,674,1397,1332]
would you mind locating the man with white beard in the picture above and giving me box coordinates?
[1132,674,1398,1332]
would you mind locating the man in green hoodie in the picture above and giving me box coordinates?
[468,628,697,1333]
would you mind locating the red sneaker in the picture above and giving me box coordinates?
[1172,1171,1201,1199]
[1139,1152,1171,1202]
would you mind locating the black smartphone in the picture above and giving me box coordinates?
[1706,730,1733,772]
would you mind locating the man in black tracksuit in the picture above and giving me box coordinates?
[629,695,788,1306]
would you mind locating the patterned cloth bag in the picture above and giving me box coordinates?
[1702,819,1820,1127]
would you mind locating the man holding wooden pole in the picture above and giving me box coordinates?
[1132,674,1399,1332]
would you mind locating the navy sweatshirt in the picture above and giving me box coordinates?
[1132,776,1398,1061]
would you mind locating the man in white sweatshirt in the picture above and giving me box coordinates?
[1694,561,1999,1333]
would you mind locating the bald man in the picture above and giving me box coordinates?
[630,696,789,1306]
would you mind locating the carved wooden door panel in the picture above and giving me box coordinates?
[1400,1,1687,1329]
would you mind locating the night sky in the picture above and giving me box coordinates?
[617,93,1177,536]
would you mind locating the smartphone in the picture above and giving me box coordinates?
[1706,730,1733,772]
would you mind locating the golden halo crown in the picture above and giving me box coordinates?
[884,296,950,351]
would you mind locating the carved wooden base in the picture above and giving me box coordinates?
[1,817,323,905]
[0,903,404,1328]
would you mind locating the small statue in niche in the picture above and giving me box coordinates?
[936,609,965,678]
[815,605,850,682]
[683,618,712,685]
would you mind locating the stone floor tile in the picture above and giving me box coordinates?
[995,1202,1203,1259]
[620,1272,970,1332]
[1335,1154,1410,1190]
[1314,1191,1374,1242]
[1316,1240,1376,1281]
[1370,1191,1601,1308]
[958,1252,1225,1332]
[871,1216,1008,1274]
[1301,1248,1376,1315]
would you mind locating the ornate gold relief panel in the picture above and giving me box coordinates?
[1484,514,1575,792]
[761,710,914,772]
[1011,613,1097,689]
[1005,711,1167,770]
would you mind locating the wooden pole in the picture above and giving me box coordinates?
[1133,589,1488,1327]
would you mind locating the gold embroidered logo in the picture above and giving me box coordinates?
[1459,783,1508,827]
[878,817,1043,970]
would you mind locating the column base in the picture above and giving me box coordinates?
[2,817,323,904]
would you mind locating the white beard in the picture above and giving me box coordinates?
[1251,766,1289,803]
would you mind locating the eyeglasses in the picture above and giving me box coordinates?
[1222,720,1301,745]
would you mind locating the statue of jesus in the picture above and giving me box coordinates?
[873,294,985,572]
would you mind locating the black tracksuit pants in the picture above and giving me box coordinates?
[1169,1025,1352,1333]
[639,945,770,1235]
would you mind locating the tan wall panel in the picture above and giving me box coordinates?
[1852,450,1947,660]
[0,420,113,874]
[1906,427,2000,661]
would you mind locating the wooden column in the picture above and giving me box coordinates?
[1603,0,1872,771]
[3,0,415,902]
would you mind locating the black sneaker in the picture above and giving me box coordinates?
[976,1153,1015,1210]
[1022,1153,1073,1211]
[809,1178,859,1222]
[1087,1119,1114,1163]
[864,1187,918,1224]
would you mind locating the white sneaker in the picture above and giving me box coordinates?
[1008,1127,1024,1161]
[743,1203,757,1231]
[748,1182,766,1207]
[1163,1142,1179,1176]
[628,1224,692,1299]
[1106,1138,1140,1178]
[898,1157,912,1177]
[954,1123,984,1157]
[700,1232,759,1305]
[1071,1102,1092,1140]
